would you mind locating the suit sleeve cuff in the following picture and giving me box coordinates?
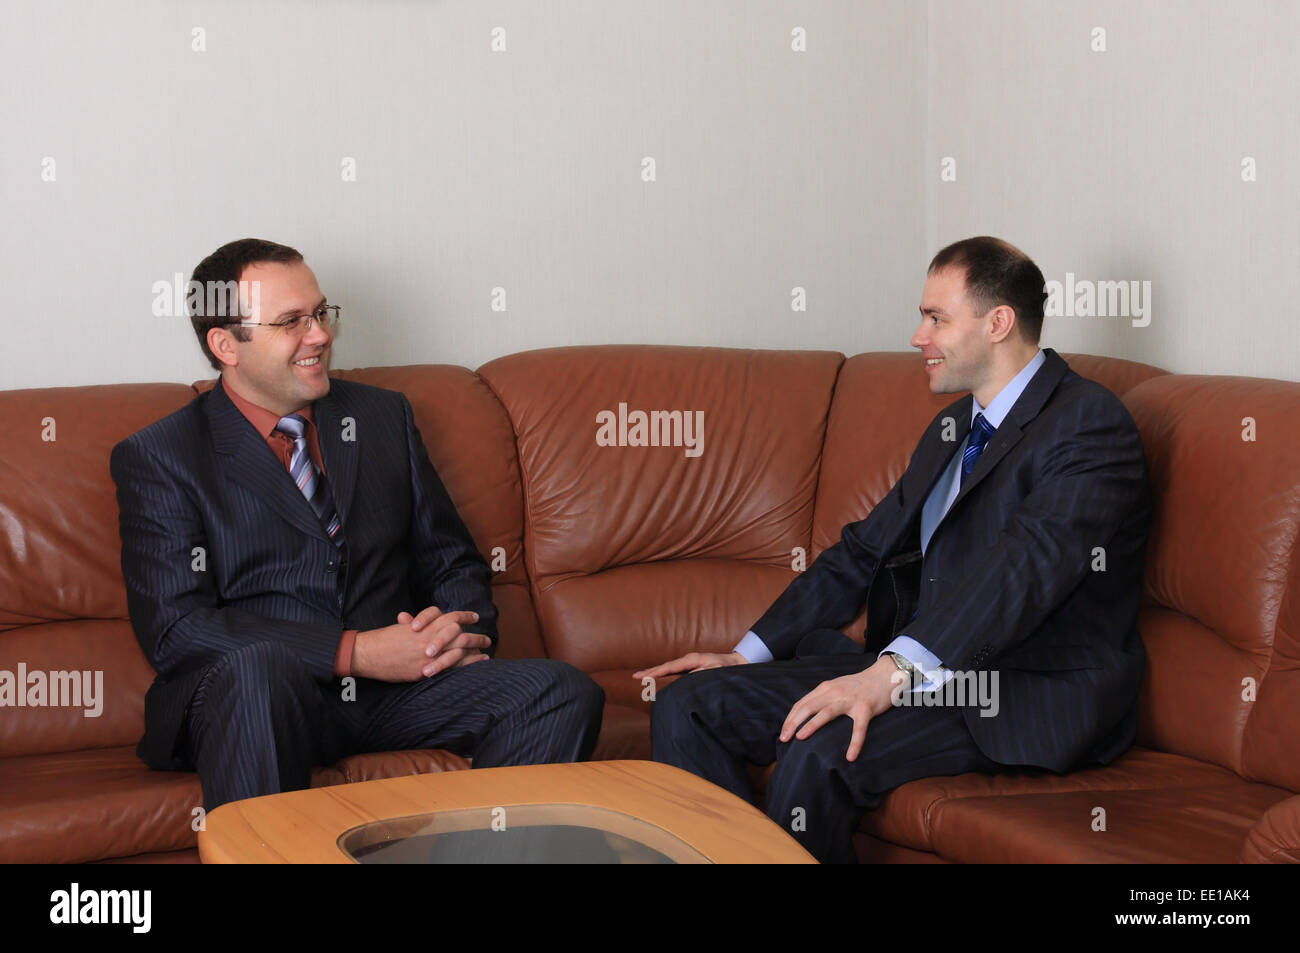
[335,629,359,677]
[734,630,774,665]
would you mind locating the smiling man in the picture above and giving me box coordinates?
[112,238,603,810]
[641,236,1152,864]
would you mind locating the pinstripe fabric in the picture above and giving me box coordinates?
[740,348,1152,773]
[180,642,602,810]
[651,650,1002,863]
[111,376,603,792]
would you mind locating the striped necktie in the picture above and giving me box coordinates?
[274,414,344,546]
[961,413,996,487]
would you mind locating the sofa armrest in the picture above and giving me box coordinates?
[1241,795,1300,863]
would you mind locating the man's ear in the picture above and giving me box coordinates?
[987,305,1017,344]
[207,326,240,368]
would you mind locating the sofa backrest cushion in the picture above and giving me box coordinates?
[1123,373,1300,786]
[330,365,544,659]
[0,383,194,755]
[478,345,843,670]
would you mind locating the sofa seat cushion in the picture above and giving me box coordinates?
[591,704,653,762]
[863,747,1248,851]
[1,746,469,863]
[0,747,202,863]
[754,743,1248,852]
[309,748,469,786]
[929,781,1293,863]
[587,668,681,762]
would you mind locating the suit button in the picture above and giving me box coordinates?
[326,559,338,572]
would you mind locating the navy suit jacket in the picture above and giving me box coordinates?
[750,348,1152,772]
[110,377,498,771]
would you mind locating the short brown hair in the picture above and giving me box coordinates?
[189,238,303,370]
[928,236,1047,344]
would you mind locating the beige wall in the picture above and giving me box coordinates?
[1,0,1294,390]
[926,0,1299,381]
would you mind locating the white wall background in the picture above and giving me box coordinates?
[1,0,1295,390]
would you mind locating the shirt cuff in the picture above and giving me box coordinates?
[734,630,774,665]
[335,629,359,677]
[879,634,951,693]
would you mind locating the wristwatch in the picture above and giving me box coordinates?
[888,652,917,676]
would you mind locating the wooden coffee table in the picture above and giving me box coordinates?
[198,759,816,863]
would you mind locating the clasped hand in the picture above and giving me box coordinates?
[353,606,490,682]
[399,606,491,675]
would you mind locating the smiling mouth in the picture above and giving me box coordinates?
[293,355,323,368]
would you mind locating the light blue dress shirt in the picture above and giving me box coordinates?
[734,349,1046,692]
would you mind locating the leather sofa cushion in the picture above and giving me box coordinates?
[1133,606,1258,777]
[479,346,843,585]
[0,747,202,863]
[1123,373,1300,791]
[0,620,152,758]
[534,558,795,670]
[750,746,1255,858]
[929,780,1292,863]
[0,745,468,864]
[863,746,1247,852]
[0,383,195,628]
[590,704,653,762]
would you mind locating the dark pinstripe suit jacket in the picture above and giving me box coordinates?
[750,348,1152,772]
[110,377,498,770]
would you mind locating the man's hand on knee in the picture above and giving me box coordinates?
[398,608,491,675]
[778,657,907,762]
[352,610,487,682]
[633,651,747,682]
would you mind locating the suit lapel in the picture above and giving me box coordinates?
[206,378,330,543]
[946,347,1070,513]
[900,395,972,517]
[313,384,359,529]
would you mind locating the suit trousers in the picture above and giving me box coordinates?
[651,646,1003,864]
[180,642,605,811]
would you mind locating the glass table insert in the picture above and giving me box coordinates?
[338,802,713,864]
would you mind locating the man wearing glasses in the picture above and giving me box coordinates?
[111,238,604,811]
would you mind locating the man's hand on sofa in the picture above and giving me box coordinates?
[633,652,747,681]
[778,655,906,762]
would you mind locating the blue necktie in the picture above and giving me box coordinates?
[961,413,996,487]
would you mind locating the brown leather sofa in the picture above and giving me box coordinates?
[2,346,1297,863]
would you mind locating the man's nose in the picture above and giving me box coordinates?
[303,318,331,346]
[910,320,928,350]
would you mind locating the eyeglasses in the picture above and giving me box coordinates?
[224,304,342,336]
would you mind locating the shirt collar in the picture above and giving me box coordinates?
[971,348,1046,429]
[221,376,315,439]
